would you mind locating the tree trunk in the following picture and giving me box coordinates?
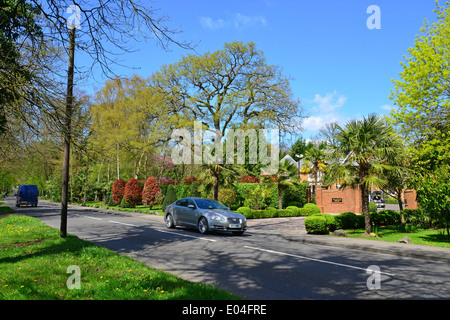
[84,151,89,204]
[116,143,120,180]
[278,183,283,209]
[361,184,371,234]
[213,167,220,201]
[60,27,76,238]
[397,190,405,230]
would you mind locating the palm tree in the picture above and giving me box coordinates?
[300,141,328,200]
[264,159,299,209]
[198,163,242,201]
[324,114,402,234]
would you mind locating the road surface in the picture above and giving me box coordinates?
[4,197,450,300]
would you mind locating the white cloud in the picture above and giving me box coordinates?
[199,13,267,30]
[199,17,228,30]
[380,104,397,111]
[312,91,347,113]
[302,91,349,132]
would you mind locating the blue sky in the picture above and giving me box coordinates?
[76,0,439,141]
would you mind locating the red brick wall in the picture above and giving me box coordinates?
[316,187,362,214]
[403,189,418,210]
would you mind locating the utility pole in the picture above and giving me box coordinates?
[60,26,76,238]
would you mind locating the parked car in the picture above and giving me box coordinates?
[15,185,39,207]
[370,191,385,209]
[164,197,247,236]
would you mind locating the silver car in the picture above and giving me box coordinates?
[164,197,247,236]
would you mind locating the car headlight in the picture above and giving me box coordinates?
[208,214,226,221]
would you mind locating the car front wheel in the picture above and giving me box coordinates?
[165,214,175,229]
[198,217,209,234]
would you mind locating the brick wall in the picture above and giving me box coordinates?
[316,187,362,214]
[403,189,418,210]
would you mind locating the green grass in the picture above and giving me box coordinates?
[0,214,241,300]
[344,226,450,248]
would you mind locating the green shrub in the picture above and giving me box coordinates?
[120,197,134,208]
[404,208,430,228]
[305,216,328,234]
[282,182,308,208]
[385,198,399,204]
[371,209,400,227]
[264,207,278,218]
[161,185,177,211]
[312,213,336,232]
[236,207,252,218]
[287,201,303,208]
[277,209,291,217]
[369,202,377,213]
[190,181,201,197]
[286,206,301,216]
[298,207,316,216]
[304,203,321,214]
[335,212,361,229]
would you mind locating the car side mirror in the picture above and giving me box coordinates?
[187,204,195,209]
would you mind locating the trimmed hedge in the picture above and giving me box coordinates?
[337,212,365,229]
[305,216,328,234]
[370,209,400,227]
[311,213,336,232]
[304,203,321,214]
[237,202,321,220]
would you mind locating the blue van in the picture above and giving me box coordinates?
[16,185,39,207]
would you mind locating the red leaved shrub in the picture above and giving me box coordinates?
[112,179,126,205]
[124,178,142,207]
[142,176,162,208]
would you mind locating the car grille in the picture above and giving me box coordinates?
[228,217,241,224]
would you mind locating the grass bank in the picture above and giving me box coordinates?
[0,214,240,300]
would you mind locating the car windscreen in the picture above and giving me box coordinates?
[194,199,227,210]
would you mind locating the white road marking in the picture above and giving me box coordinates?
[108,220,138,227]
[157,229,217,242]
[73,213,102,221]
[244,245,395,276]
[73,213,216,242]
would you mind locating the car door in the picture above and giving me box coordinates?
[173,199,188,225]
[183,199,198,227]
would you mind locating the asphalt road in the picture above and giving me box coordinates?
[4,197,450,300]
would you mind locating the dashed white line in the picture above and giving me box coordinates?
[73,213,102,221]
[244,245,395,276]
[157,229,217,242]
[108,220,138,227]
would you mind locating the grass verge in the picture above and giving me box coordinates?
[0,214,241,300]
[344,226,450,248]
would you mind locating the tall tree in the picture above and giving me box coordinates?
[152,41,303,137]
[27,1,193,237]
[324,114,402,234]
[390,2,450,171]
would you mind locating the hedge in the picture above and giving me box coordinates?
[370,209,400,227]
[311,213,336,232]
[237,202,320,220]
[335,212,364,229]
[305,216,328,234]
